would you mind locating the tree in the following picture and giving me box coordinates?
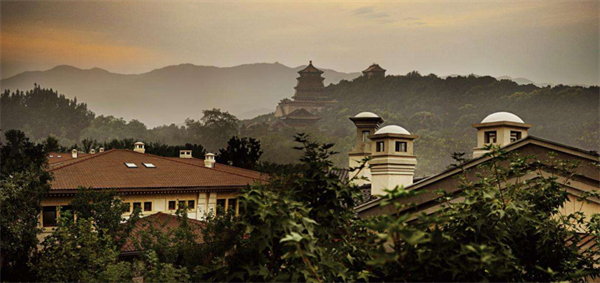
[217,136,263,170]
[186,108,239,152]
[0,130,52,282]
[42,135,61,153]
[366,146,600,281]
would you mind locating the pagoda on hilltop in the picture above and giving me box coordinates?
[274,61,337,127]
[362,63,386,79]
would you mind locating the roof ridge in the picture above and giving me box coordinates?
[127,150,263,181]
[48,149,118,172]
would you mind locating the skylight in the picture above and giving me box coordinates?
[143,163,156,168]
[124,163,138,168]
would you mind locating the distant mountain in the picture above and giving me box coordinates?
[1,63,360,127]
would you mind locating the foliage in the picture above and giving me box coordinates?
[36,217,133,282]
[366,145,600,281]
[1,84,94,142]
[217,136,263,170]
[0,130,52,281]
[186,108,240,151]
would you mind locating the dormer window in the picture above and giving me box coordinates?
[484,131,497,144]
[510,131,522,142]
[395,141,407,152]
[376,141,385,152]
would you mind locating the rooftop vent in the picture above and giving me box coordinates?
[124,163,138,168]
[133,142,145,154]
[180,150,192,159]
[99,147,105,153]
[72,149,78,159]
[90,148,96,154]
[204,153,216,168]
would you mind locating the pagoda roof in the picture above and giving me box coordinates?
[363,63,386,73]
[298,61,324,74]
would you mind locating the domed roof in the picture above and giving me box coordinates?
[355,112,379,118]
[481,112,524,124]
[375,125,410,135]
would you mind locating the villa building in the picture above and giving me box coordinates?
[348,111,600,220]
[41,145,265,240]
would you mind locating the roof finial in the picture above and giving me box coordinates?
[309,60,312,65]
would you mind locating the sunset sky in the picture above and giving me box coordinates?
[1,0,598,85]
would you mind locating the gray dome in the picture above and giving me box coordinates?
[375,125,410,135]
[481,112,524,123]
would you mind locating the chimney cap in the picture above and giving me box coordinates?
[205,153,215,157]
[134,141,144,145]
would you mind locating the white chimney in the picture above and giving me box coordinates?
[99,147,105,153]
[369,125,418,196]
[133,142,145,153]
[72,149,78,159]
[180,150,192,159]
[204,153,216,168]
[90,148,96,154]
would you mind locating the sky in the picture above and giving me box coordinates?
[1,0,598,86]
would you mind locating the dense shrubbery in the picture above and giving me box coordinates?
[2,131,599,282]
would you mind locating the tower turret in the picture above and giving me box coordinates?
[348,112,384,185]
[369,125,418,196]
[293,61,327,101]
[472,112,532,158]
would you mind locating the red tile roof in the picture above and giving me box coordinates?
[48,149,265,191]
[121,212,204,254]
[47,152,92,167]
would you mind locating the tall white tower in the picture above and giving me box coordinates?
[472,112,532,158]
[348,112,384,186]
[369,125,418,196]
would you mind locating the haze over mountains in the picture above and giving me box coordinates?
[1,63,585,127]
[0,63,359,127]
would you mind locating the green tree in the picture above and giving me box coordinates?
[0,129,52,282]
[186,108,239,151]
[217,136,263,169]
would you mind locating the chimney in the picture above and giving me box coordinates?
[90,148,96,154]
[72,149,78,159]
[133,142,145,153]
[180,150,192,159]
[472,112,532,158]
[348,112,384,186]
[204,153,216,168]
[99,147,105,153]
[369,125,418,196]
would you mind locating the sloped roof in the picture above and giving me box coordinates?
[166,157,267,180]
[298,61,324,74]
[363,64,386,73]
[47,152,91,167]
[280,109,321,120]
[356,136,600,214]
[121,212,204,254]
[48,149,264,191]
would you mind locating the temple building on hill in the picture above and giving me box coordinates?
[362,63,386,79]
[273,61,336,127]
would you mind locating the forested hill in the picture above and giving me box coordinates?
[0,63,359,126]
[244,72,599,176]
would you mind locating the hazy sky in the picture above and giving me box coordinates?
[1,0,598,85]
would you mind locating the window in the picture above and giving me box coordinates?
[43,206,57,227]
[178,200,186,209]
[142,163,156,168]
[362,130,370,143]
[188,200,195,210]
[124,163,138,168]
[376,141,384,152]
[168,201,176,210]
[216,199,226,211]
[484,131,497,144]
[395,141,407,152]
[228,199,237,211]
[144,202,152,212]
[133,202,142,211]
[510,131,522,142]
[124,202,131,212]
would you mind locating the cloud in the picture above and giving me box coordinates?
[402,17,421,21]
[351,6,391,22]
